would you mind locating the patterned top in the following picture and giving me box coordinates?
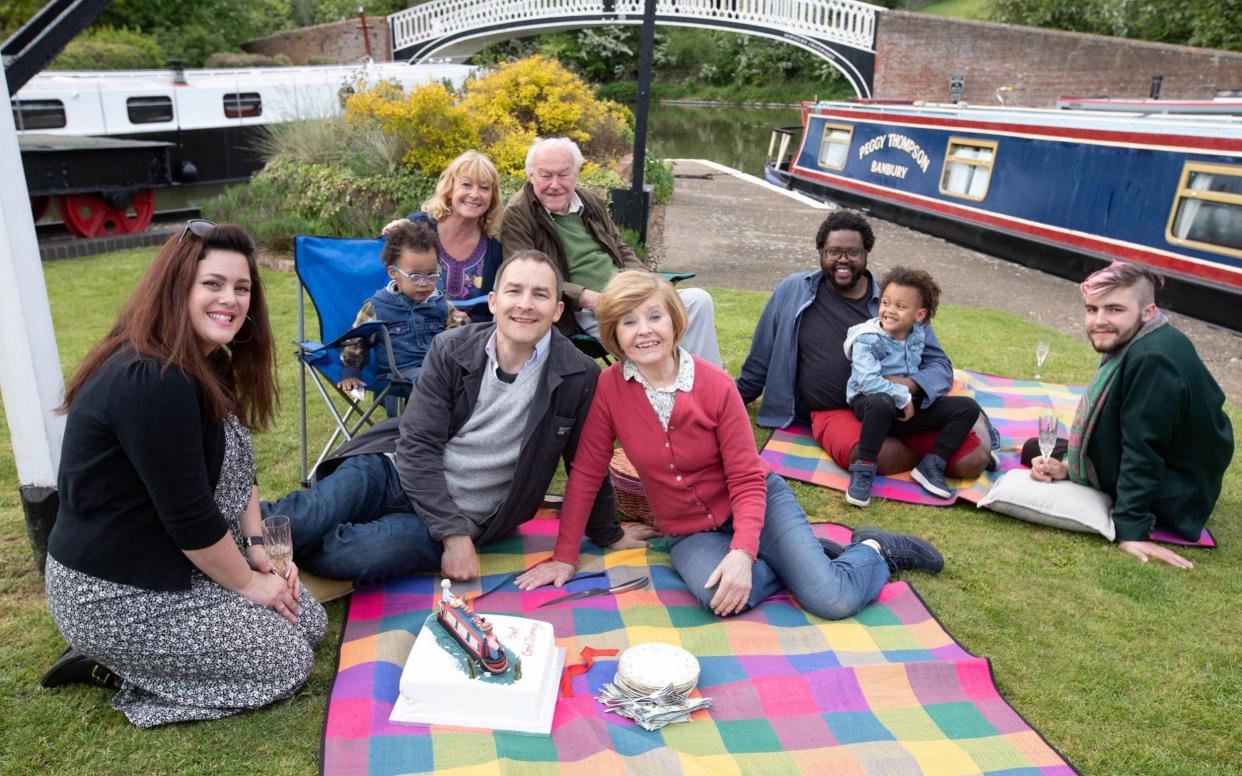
[440,236,489,301]
[622,347,696,430]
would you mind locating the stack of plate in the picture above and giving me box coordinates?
[614,642,700,696]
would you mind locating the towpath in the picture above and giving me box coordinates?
[653,159,1242,403]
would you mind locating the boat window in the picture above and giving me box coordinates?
[940,138,997,201]
[223,92,262,119]
[126,96,174,124]
[1167,162,1242,256]
[11,99,66,130]
[817,123,853,170]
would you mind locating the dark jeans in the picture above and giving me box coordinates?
[260,454,443,585]
[851,393,981,463]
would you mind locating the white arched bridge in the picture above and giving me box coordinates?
[388,0,882,97]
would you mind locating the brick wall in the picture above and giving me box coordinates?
[874,11,1242,107]
[243,17,391,65]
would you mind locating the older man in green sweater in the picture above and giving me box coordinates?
[1025,262,1233,569]
[502,136,722,365]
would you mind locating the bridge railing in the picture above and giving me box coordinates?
[390,0,878,56]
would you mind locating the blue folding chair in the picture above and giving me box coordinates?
[295,235,412,485]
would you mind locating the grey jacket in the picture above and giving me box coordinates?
[318,323,623,548]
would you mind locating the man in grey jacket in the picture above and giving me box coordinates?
[263,251,654,584]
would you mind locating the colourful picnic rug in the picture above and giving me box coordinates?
[322,516,1076,775]
[760,369,1216,547]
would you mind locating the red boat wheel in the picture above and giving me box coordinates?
[57,189,156,238]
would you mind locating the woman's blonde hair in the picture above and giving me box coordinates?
[596,271,687,360]
[421,150,504,237]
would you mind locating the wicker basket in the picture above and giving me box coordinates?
[609,447,654,524]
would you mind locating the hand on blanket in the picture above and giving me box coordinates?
[706,549,753,617]
[441,535,480,581]
[1029,456,1068,482]
[610,522,662,549]
[515,560,576,590]
[1118,540,1195,570]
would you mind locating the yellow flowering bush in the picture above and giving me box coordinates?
[341,55,632,177]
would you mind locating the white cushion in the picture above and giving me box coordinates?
[977,469,1116,541]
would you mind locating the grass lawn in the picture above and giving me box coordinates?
[1,248,1240,774]
[917,0,991,20]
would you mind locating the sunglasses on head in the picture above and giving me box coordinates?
[178,219,216,244]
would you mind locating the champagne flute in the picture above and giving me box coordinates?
[1035,340,1050,380]
[262,514,293,579]
[1038,414,1058,463]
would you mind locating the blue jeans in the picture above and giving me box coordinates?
[260,454,442,585]
[666,471,889,620]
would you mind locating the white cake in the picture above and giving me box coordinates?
[390,613,564,735]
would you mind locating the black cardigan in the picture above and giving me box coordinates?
[48,349,230,591]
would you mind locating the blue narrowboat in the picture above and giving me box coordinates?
[765,100,1242,330]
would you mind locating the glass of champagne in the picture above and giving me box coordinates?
[262,514,293,579]
[1035,340,1050,380]
[1038,414,1058,463]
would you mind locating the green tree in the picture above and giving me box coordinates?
[990,0,1242,52]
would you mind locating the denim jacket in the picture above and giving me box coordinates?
[843,318,928,408]
[735,269,954,428]
[340,284,449,382]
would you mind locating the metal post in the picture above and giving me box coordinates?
[610,0,658,244]
[0,73,67,570]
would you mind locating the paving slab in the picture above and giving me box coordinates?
[658,159,1242,402]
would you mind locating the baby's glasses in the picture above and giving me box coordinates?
[391,267,441,285]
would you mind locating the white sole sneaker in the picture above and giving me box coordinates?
[845,492,871,508]
[911,467,952,499]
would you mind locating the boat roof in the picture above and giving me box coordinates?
[807,99,1242,142]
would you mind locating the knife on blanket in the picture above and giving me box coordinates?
[537,575,649,608]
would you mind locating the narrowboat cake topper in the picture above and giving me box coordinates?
[434,579,514,678]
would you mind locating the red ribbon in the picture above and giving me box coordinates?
[559,646,618,697]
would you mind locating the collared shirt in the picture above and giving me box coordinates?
[541,190,584,218]
[485,327,552,379]
[623,347,695,430]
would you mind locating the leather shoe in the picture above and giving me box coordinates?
[41,646,122,690]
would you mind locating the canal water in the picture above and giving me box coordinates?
[647,103,801,176]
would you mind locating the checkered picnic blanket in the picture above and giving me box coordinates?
[760,369,1214,546]
[322,517,1076,775]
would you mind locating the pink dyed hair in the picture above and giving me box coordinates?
[1080,261,1163,304]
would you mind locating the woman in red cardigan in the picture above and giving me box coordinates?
[517,272,944,618]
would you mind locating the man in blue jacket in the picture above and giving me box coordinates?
[736,210,991,480]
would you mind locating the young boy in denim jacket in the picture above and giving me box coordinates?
[337,220,457,415]
[843,267,982,506]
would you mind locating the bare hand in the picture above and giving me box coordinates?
[516,560,576,590]
[337,377,365,393]
[1029,456,1069,482]
[885,375,919,394]
[1118,540,1195,569]
[898,400,915,422]
[610,522,661,550]
[440,535,480,581]
[240,570,300,623]
[579,289,601,312]
[449,308,471,326]
[286,560,303,604]
[381,218,407,237]
[704,549,753,617]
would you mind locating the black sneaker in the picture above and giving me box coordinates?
[818,538,845,559]
[981,412,1001,472]
[40,646,122,690]
[852,527,944,575]
[912,454,952,499]
[846,460,877,507]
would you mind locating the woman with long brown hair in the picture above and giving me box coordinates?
[40,221,326,727]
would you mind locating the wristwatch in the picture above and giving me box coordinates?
[241,535,265,550]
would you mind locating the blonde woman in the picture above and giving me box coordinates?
[385,150,504,322]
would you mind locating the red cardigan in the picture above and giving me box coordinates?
[554,357,769,565]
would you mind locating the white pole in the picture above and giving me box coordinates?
[0,73,67,568]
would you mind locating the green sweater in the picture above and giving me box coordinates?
[1084,325,1233,542]
[550,211,619,294]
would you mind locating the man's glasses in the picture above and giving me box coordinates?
[821,247,866,260]
[179,219,216,244]
[391,267,441,284]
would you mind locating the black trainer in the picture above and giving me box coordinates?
[41,646,122,690]
[851,527,944,575]
[818,537,845,559]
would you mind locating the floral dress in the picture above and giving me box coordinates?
[45,415,327,728]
